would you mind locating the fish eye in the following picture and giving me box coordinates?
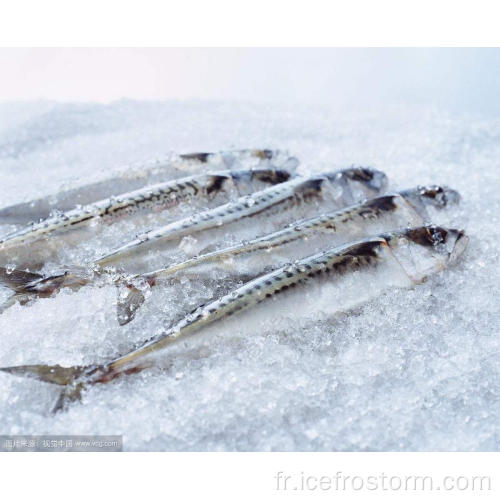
[427,225,448,245]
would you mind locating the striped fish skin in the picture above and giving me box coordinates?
[147,185,460,281]
[0,225,467,411]
[0,149,298,224]
[0,185,456,319]
[83,225,468,384]
[94,167,388,267]
[0,167,293,250]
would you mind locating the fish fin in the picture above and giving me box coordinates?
[51,383,85,413]
[0,292,32,315]
[0,266,43,292]
[0,363,108,413]
[116,284,146,326]
[0,364,88,386]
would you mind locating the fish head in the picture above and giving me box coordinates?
[405,225,467,256]
[251,149,274,160]
[322,167,388,205]
[401,185,460,218]
[342,167,388,194]
[420,185,460,208]
[341,167,387,195]
[385,225,468,281]
[342,167,389,204]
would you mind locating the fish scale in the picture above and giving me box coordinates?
[0,185,459,323]
[0,148,298,224]
[92,238,391,376]
[142,185,458,281]
[94,167,387,267]
[0,225,468,413]
[0,167,292,251]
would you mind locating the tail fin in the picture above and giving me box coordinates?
[0,363,89,413]
[51,383,86,413]
[0,363,87,385]
[0,266,42,292]
[116,284,146,326]
[0,293,30,315]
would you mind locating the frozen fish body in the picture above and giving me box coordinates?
[0,225,467,413]
[0,148,298,224]
[0,164,294,269]
[94,167,388,271]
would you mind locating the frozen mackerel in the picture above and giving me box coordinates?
[93,167,388,270]
[0,164,294,268]
[0,225,467,413]
[0,148,298,224]
[0,185,458,323]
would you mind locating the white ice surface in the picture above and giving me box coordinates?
[0,101,498,451]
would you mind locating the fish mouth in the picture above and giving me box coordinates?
[402,225,468,261]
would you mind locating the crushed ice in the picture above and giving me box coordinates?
[0,102,498,451]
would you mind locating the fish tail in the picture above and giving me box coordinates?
[0,292,31,315]
[0,363,91,413]
[0,363,87,385]
[0,266,41,314]
[0,266,42,293]
[51,383,86,413]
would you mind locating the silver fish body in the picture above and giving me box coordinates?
[0,166,293,268]
[0,225,467,412]
[85,225,470,382]
[147,186,460,281]
[0,149,298,224]
[0,185,458,323]
[94,167,388,271]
